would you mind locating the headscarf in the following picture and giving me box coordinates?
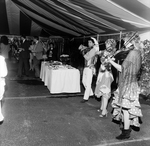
[89,37,99,69]
[91,37,99,51]
[91,37,98,45]
[105,39,116,51]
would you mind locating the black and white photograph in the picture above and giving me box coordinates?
[0,0,150,146]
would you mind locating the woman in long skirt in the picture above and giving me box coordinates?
[108,32,143,140]
[95,39,116,117]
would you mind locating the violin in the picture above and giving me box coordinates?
[114,46,132,64]
[78,44,92,55]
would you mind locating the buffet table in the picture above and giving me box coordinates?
[40,61,81,94]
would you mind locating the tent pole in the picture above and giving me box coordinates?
[119,31,122,50]
[97,34,99,43]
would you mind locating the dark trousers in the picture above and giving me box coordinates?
[18,58,29,77]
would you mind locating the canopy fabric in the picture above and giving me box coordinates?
[0,0,150,37]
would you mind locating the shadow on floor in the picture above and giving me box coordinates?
[17,79,44,85]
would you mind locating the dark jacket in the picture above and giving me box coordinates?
[19,40,30,59]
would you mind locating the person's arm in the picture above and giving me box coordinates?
[109,59,122,72]
[95,50,103,57]
[78,44,87,51]
[84,48,96,61]
[29,53,33,70]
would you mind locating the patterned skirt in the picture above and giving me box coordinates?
[111,82,142,127]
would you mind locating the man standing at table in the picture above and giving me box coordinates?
[32,36,44,78]
[79,37,99,103]
[17,35,30,78]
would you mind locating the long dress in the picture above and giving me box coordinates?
[112,49,142,127]
[95,51,114,98]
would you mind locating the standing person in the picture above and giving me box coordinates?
[107,32,143,140]
[95,39,117,117]
[0,55,7,122]
[17,35,30,78]
[0,36,11,69]
[79,37,99,103]
[47,42,57,61]
[32,36,43,78]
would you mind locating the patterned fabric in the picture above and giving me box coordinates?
[119,50,141,101]
[100,51,113,71]
[112,49,142,127]
[139,40,150,96]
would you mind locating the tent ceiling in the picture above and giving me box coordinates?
[0,0,150,37]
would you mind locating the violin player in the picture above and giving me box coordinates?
[78,37,99,103]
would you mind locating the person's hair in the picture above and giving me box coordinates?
[33,36,39,40]
[49,42,54,46]
[21,35,26,39]
[88,38,95,44]
[0,35,8,45]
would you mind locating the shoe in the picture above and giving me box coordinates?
[99,113,108,118]
[116,129,131,140]
[80,99,88,103]
[89,95,96,98]
[99,111,108,118]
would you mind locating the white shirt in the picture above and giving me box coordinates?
[0,55,7,86]
[0,56,7,78]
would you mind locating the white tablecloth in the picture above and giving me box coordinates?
[40,62,81,94]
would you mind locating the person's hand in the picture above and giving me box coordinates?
[42,54,47,59]
[78,45,87,51]
[30,65,34,71]
[18,48,24,52]
[96,51,102,55]
[78,44,83,50]
[111,57,115,61]
[106,57,115,63]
